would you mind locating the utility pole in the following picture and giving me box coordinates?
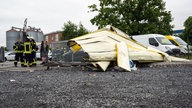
[22,18,28,42]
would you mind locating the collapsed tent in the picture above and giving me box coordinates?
[67,26,188,71]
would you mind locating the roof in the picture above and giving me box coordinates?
[44,31,62,36]
[173,29,184,34]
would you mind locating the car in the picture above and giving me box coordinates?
[4,51,15,61]
[4,50,52,62]
[62,50,88,62]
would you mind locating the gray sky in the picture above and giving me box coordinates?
[0,0,192,47]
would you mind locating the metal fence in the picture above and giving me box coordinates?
[51,41,70,62]
[51,41,87,62]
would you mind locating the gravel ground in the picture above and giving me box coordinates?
[0,65,192,108]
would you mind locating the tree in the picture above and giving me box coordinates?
[88,0,173,35]
[61,21,77,40]
[77,23,89,36]
[182,16,192,44]
[62,21,89,40]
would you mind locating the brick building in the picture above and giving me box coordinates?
[44,31,62,44]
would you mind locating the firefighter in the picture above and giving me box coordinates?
[13,38,24,67]
[23,37,33,67]
[30,38,38,66]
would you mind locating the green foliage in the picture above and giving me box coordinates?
[89,0,173,35]
[182,16,192,44]
[78,23,89,36]
[61,21,77,40]
[61,21,89,40]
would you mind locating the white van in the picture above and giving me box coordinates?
[131,34,181,56]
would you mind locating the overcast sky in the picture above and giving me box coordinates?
[0,0,192,47]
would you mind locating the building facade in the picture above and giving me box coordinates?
[44,31,62,44]
[173,29,184,36]
[6,27,44,51]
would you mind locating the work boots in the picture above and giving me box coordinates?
[14,62,17,67]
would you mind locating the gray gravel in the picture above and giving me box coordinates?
[0,65,192,108]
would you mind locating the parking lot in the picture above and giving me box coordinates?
[0,61,192,107]
[0,61,46,73]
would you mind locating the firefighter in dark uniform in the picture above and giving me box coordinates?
[23,37,33,67]
[30,38,38,66]
[13,38,24,67]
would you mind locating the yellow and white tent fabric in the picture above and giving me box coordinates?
[67,26,188,71]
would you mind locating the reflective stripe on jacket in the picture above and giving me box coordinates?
[24,42,32,54]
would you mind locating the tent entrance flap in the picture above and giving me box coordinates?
[116,42,131,72]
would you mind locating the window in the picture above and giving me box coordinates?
[52,36,54,41]
[149,38,159,46]
[156,37,172,45]
[169,40,178,46]
[55,34,59,41]
[45,36,48,41]
[9,52,15,55]
[175,37,187,45]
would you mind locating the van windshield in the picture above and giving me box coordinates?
[175,37,187,45]
[156,37,172,45]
